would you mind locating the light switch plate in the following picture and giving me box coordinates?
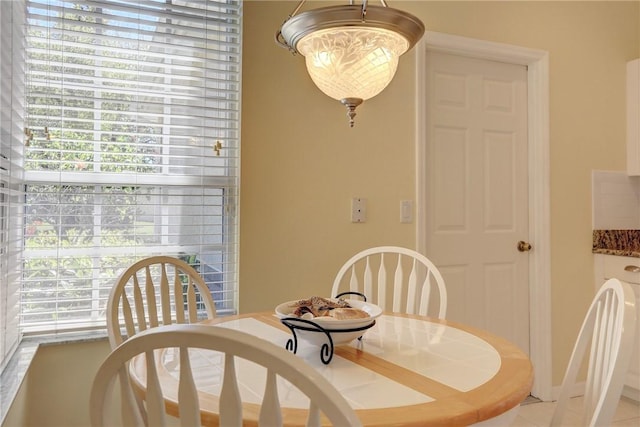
[400,200,413,223]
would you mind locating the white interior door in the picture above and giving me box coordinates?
[423,51,530,355]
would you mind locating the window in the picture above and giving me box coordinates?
[0,0,240,351]
[0,0,27,371]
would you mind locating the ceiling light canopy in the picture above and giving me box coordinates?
[276,1,425,127]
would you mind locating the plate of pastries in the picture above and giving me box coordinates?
[275,296,382,345]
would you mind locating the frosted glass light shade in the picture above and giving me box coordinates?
[297,27,409,102]
[276,3,425,126]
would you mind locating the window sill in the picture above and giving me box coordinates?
[0,331,108,425]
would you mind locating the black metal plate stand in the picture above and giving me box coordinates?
[280,317,375,365]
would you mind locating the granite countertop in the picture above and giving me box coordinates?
[592,230,640,258]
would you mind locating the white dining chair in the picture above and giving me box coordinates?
[106,256,218,425]
[90,324,363,427]
[107,255,217,349]
[550,278,637,427]
[331,246,447,318]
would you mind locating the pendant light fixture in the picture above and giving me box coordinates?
[276,0,425,127]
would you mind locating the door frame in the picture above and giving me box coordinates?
[415,31,552,401]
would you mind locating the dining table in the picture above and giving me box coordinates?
[129,311,534,426]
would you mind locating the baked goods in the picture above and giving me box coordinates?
[329,307,369,320]
[289,296,369,320]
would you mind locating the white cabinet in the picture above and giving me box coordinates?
[628,59,640,175]
[594,254,640,401]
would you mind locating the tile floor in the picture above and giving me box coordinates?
[512,396,640,426]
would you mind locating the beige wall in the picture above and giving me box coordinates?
[241,0,639,388]
[2,339,181,427]
[2,340,111,427]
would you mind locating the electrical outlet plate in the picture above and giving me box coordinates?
[351,197,367,223]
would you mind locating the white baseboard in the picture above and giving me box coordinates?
[548,381,585,402]
[547,381,639,403]
[622,385,640,402]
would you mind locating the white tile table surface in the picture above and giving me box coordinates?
[129,313,533,426]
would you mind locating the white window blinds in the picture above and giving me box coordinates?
[21,0,241,334]
[0,0,26,369]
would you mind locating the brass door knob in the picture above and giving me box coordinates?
[517,241,532,252]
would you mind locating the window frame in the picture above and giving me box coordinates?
[1,0,241,345]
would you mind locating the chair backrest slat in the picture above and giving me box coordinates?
[159,263,172,326]
[349,265,358,293]
[377,254,387,310]
[145,349,167,427]
[219,353,242,426]
[185,277,199,323]
[132,275,148,332]
[584,300,603,419]
[405,258,418,314]
[332,246,447,318]
[146,266,164,328]
[306,402,321,427]
[259,370,282,426]
[392,255,404,313]
[117,367,145,426]
[418,273,433,316]
[146,266,165,328]
[121,293,137,339]
[174,270,186,324]
[363,257,373,303]
[178,346,200,427]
